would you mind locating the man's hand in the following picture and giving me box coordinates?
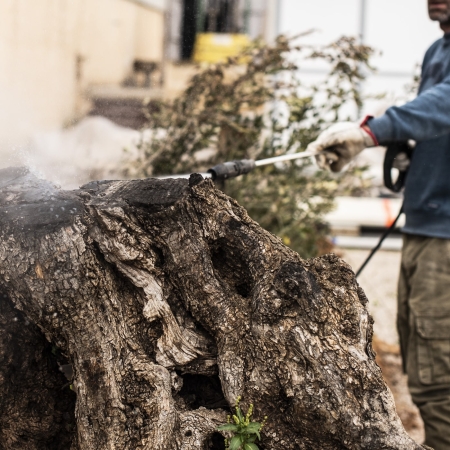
[307,122,377,172]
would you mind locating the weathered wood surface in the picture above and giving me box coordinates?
[0,167,425,449]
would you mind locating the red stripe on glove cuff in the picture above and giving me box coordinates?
[360,115,379,146]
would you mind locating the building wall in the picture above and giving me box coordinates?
[0,0,165,150]
[135,5,165,61]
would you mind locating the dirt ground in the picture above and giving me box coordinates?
[339,248,425,444]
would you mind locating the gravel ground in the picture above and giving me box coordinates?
[337,248,425,444]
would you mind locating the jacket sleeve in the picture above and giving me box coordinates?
[369,74,450,144]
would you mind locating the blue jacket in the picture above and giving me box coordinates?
[369,33,450,238]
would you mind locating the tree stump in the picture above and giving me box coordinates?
[0,167,425,449]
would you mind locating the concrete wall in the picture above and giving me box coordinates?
[135,6,165,62]
[0,0,165,151]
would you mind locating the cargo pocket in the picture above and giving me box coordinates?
[416,316,450,385]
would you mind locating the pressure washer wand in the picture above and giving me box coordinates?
[157,150,320,181]
[253,149,319,167]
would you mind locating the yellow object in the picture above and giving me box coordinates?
[193,33,250,63]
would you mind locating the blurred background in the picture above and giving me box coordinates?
[0,0,441,183]
[0,1,443,441]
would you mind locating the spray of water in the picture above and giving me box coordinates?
[1,116,141,189]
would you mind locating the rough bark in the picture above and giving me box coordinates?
[0,289,76,449]
[0,167,425,449]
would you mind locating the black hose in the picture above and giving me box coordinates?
[355,205,404,278]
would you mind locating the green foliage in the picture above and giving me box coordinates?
[127,33,374,258]
[217,396,267,450]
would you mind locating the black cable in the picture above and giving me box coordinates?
[355,205,404,278]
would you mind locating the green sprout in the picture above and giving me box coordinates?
[217,396,267,450]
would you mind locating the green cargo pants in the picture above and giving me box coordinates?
[398,234,450,450]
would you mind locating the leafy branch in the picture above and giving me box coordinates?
[127,33,376,258]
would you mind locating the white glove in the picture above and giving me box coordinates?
[307,122,377,172]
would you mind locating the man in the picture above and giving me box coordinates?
[307,2,450,449]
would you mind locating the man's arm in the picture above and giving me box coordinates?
[308,74,450,172]
[369,75,450,143]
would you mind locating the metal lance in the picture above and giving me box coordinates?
[157,149,320,181]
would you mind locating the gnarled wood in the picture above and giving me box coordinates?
[0,167,425,449]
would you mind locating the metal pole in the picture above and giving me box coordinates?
[276,0,282,37]
[243,0,250,34]
[359,0,367,43]
[357,0,368,118]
